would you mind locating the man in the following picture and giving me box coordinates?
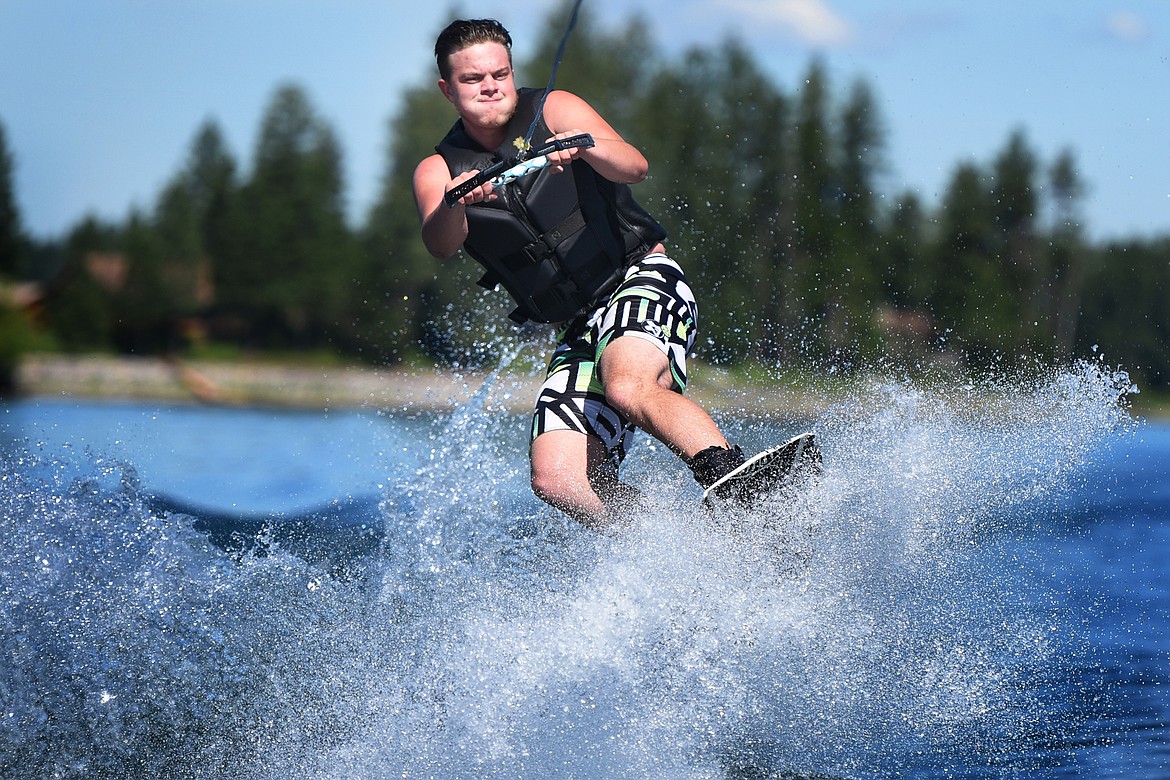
[413,18,749,530]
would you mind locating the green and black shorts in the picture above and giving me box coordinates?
[530,253,699,465]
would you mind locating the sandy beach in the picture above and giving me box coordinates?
[16,353,1154,419]
[12,353,828,417]
[12,354,531,412]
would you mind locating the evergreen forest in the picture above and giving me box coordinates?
[1,3,1167,394]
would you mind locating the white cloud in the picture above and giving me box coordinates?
[1105,11,1149,43]
[716,0,853,46]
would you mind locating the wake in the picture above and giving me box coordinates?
[0,360,1135,779]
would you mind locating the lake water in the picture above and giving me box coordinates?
[1,361,1167,779]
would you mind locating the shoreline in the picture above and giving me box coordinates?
[10,353,1160,420]
[10,353,828,418]
[13,354,536,413]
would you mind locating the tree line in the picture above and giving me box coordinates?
[1,1,1167,392]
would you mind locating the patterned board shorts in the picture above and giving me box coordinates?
[530,253,699,465]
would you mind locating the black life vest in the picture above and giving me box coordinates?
[436,88,667,324]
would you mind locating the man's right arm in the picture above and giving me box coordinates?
[413,154,495,259]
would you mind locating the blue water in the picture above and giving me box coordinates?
[1,361,1166,779]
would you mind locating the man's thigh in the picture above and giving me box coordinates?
[596,332,673,391]
[530,428,611,481]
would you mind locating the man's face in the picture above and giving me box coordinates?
[440,41,518,133]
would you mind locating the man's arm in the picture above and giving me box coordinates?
[540,90,649,184]
[413,90,647,258]
[413,154,496,259]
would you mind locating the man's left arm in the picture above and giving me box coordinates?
[540,90,649,184]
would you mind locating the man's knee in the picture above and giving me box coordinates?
[531,465,575,506]
[599,336,674,418]
[530,463,607,527]
[599,372,643,418]
[530,437,589,507]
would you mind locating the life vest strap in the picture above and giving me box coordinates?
[475,208,588,296]
[504,208,587,271]
[509,252,626,325]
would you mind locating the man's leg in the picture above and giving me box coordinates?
[597,333,729,460]
[530,429,635,530]
[529,253,747,526]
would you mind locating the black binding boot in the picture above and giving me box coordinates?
[688,444,746,489]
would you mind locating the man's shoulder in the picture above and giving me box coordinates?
[539,89,597,131]
[413,153,449,188]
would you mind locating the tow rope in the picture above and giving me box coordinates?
[517,0,586,157]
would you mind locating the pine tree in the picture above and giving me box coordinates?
[634,40,790,362]
[522,0,654,124]
[149,120,238,348]
[788,59,839,358]
[1079,239,1170,388]
[880,192,926,308]
[168,120,237,267]
[0,121,32,389]
[932,160,998,359]
[361,84,469,363]
[989,129,1041,351]
[1047,148,1088,356]
[224,84,361,349]
[0,122,23,278]
[834,77,886,357]
[114,210,176,352]
[44,217,120,352]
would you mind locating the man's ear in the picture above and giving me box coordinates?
[438,78,455,103]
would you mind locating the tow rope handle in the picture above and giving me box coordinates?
[442,133,595,208]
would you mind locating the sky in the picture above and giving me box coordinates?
[1,0,1166,243]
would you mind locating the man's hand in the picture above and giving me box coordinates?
[445,169,497,207]
[542,91,648,184]
[543,129,587,174]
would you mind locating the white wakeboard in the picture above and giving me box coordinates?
[701,432,821,510]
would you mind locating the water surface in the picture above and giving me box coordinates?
[2,362,1165,778]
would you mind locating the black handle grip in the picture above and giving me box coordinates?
[442,133,595,208]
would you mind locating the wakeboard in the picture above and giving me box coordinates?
[701,432,821,511]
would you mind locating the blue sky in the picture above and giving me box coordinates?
[1,0,1166,243]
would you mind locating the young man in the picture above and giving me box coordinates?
[413,18,748,530]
